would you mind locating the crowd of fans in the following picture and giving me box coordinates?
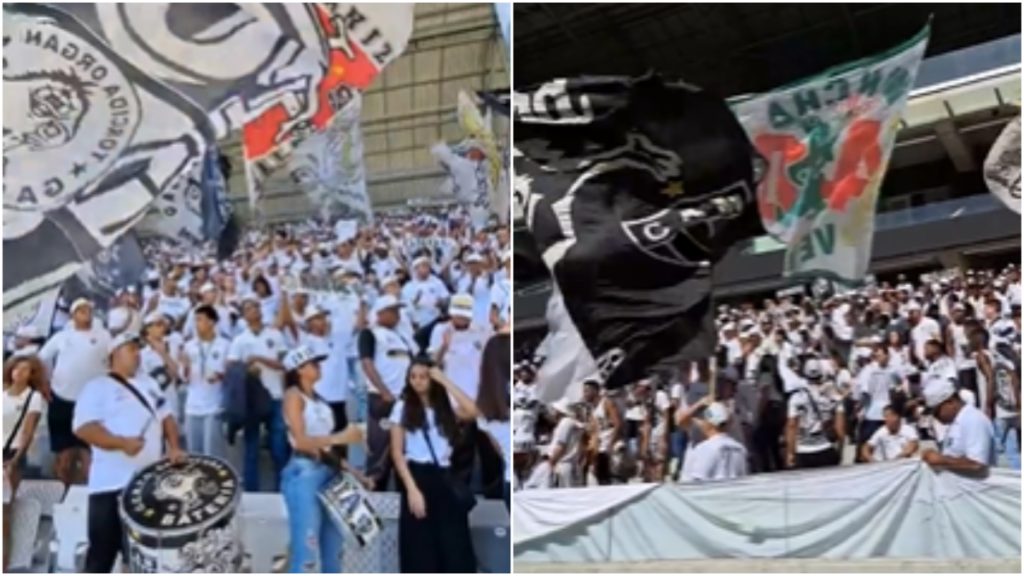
[513,265,1021,489]
[2,207,511,573]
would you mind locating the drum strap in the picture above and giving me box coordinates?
[108,372,157,418]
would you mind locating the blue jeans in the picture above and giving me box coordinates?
[281,457,343,573]
[185,413,226,460]
[995,417,1021,470]
[243,400,290,492]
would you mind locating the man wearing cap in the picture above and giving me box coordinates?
[429,293,496,487]
[454,252,493,328]
[401,255,450,331]
[786,358,845,469]
[921,375,995,474]
[37,298,112,485]
[6,324,43,360]
[147,275,191,330]
[73,332,185,572]
[227,296,289,491]
[679,399,749,482]
[359,294,415,489]
[139,312,183,423]
[299,305,350,433]
[547,398,585,487]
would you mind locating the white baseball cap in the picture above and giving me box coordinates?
[412,255,431,268]
[303,306,330,324]
[199,282,217,294]
[924,376,958,409]
[448,293,474,319]
[703,402,731,427]
[143,311,166,326]
[372,294,404,316]
[381,274,401,287]
[70,298,92,314]
[107,332,141,355]
[465,253,485,264]
[283,346,327,372]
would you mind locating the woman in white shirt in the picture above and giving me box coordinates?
[475,331,511,509]
[3,355,48,571]
[389,357,478,573]
[280,347,365,573]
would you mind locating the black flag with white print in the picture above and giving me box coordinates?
[515,74,764,389]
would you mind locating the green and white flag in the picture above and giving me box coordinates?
[732,26,929,284]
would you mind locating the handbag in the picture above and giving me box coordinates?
[422,420,476,514]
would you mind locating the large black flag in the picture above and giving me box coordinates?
[515,75,763,389]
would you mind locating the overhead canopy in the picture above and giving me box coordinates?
[514,4,1020,94]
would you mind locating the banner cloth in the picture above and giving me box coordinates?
[514,460,1020,562]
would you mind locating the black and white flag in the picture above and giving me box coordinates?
[984,116,1021,215]
[515,74,764,389]
[4,4,213,313]
[4,3,401,316]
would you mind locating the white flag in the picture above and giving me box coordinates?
[984,116,1021,214]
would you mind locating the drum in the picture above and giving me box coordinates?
[120,455,242,573]
[318,472,383,547]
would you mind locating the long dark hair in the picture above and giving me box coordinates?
[400,357,459,441]
[476,333,509,422]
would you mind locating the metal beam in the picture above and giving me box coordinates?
[933,119,977,173]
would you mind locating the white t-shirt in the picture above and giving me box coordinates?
[3,387,46,451]
[303,332,346,404]
[548,417,583,466]
[139,346,179,419]
[73,374,171,493]
[787,385,844,454]
[940,403,996,466]
[910,317,942,362]
[37,325,112,401]
[154,293,191,325]
[181,336,231,416]
[389,401,451,466]
[455,273,493,328]
[856,363,902,421]
[680,433,748,482]
[428,322,490,401]
[489,279,510,325]
[867,422,918,462]
[477,417,511,483]
[228,327,287,400]
[401,275,450,328]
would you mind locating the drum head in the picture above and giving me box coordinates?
[121,455,239,539]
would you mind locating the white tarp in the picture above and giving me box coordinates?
[514,460,1021,563]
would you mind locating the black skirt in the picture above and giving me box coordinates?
[399,461,476,573]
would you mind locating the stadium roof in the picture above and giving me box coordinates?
[513,3,1021,96]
